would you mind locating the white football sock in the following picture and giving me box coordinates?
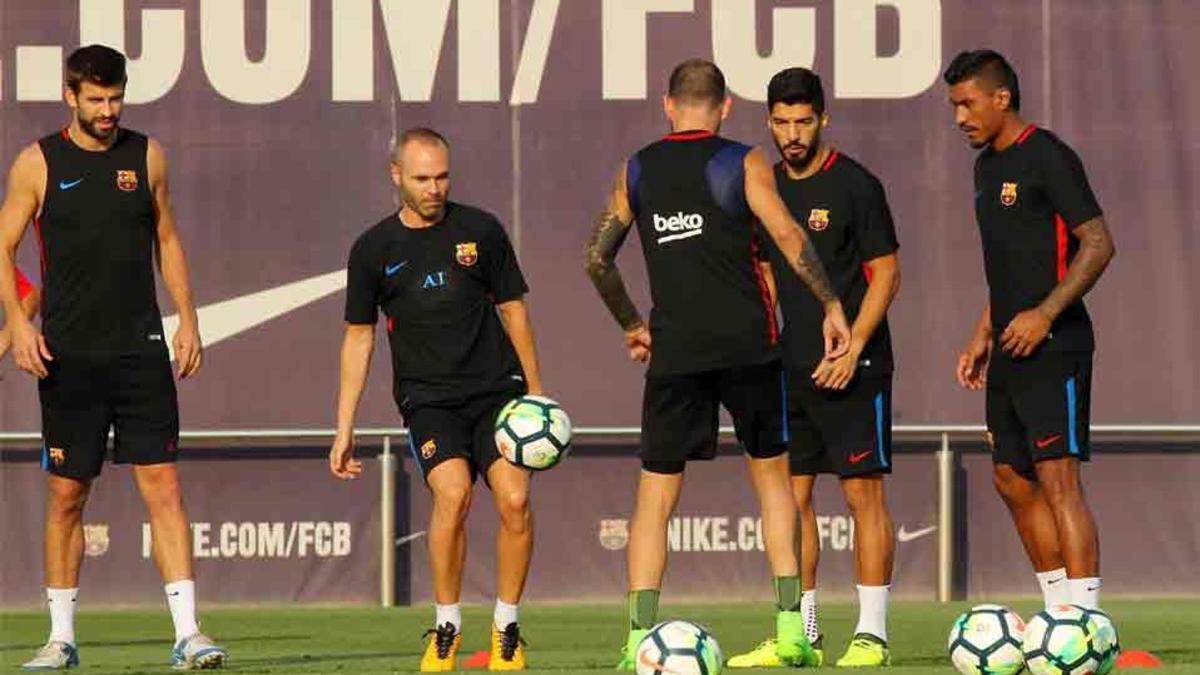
[1068,577,1101,609]
[854,585,889,642]
[164,579,199,642]
[47,587,78,645]
[1036,567,1070,609]
[435,603,462,633]
[494,599,519,630]
[801,589,821,643]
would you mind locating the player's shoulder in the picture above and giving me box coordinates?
[830,151,886,196]
[446,201,505,235]
[352,212,400,251]
[1023,126,1084,163]
[13,141,47,169]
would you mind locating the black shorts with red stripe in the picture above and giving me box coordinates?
[986,352,1092,478]
[786,367,892,477]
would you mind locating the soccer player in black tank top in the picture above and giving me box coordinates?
[585,59,851,669]
[946,51,1115,611]
[0,45,224,670]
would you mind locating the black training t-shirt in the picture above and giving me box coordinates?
[974,126,1102,355]
[345,203,528,412]
[764,151,899,373]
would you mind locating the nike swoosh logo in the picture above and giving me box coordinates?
[1046,577,1063,585]
[896,524,937,543]
[1035,433,1063,449]
[848,450,872,464]
[161,269,346,362]
[395,531,427,546]
[385,261,408,276]
[60,178,83,190]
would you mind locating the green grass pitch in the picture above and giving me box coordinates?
[3,599,1197,673]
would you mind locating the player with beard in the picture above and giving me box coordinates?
[727,67,901,669]
[0,45,223,670]
[331,128,547,671]
[946,50,1113,611]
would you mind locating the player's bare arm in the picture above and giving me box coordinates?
[956,303,992,390]
[585,164,650,363]
[0,144,52,378]
[742,147,851,358]
[148,139,202,379]
[497,299,545,396]
[0,285,40,365]
[1000,216,1114,358]
[330,323,375,480]
[813,252,900,390]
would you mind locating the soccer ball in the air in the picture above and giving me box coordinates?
[947,604,1027,674]
[634,620,723,675]
[494,395,572,470]
[1022,605,1119,675]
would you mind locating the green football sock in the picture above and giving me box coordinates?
[628,589,660,630]
[774,575,802,613]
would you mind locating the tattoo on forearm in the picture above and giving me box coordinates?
[1039,217,1114,319]
[585,210,643,331]
[787,233,838,304]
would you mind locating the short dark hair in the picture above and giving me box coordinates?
[767,67,825,114]
[65,45,127,93]
[667,59,726,107]
[942,49,1021,111]
[392,127,449,161]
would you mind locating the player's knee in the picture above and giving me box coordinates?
[495,489,531,528]
[47,479,89,517]
[433,483,472,519]
[842,477,884,516]
[1037,471,1083,509]
[136,470,184,511]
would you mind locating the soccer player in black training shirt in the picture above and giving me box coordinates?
[586,59,851,669]
[0,46,225,670]
[331,128,545,672]
[729,68,901,669]
[946,50,1115,611]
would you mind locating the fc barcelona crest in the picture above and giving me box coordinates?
[420,439,438,460]
[807,208,830,232]
[83,524,110,557]
[116,170,138,192]
[598,519,630,551]
[1000,182,1018,207]
[455,242,478,267]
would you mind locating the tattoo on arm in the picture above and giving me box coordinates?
[1039,216,1115,320]
[786,232,838,304]
[585,210,642,331]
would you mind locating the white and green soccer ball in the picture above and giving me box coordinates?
[948,604,1027,674]
[634,620,723,675]
[494,395,572,470]
[1022,605,1119,675]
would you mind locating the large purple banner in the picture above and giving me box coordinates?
[403,451,941,604]
[2,2,1197,431]
[0,453,382,607]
